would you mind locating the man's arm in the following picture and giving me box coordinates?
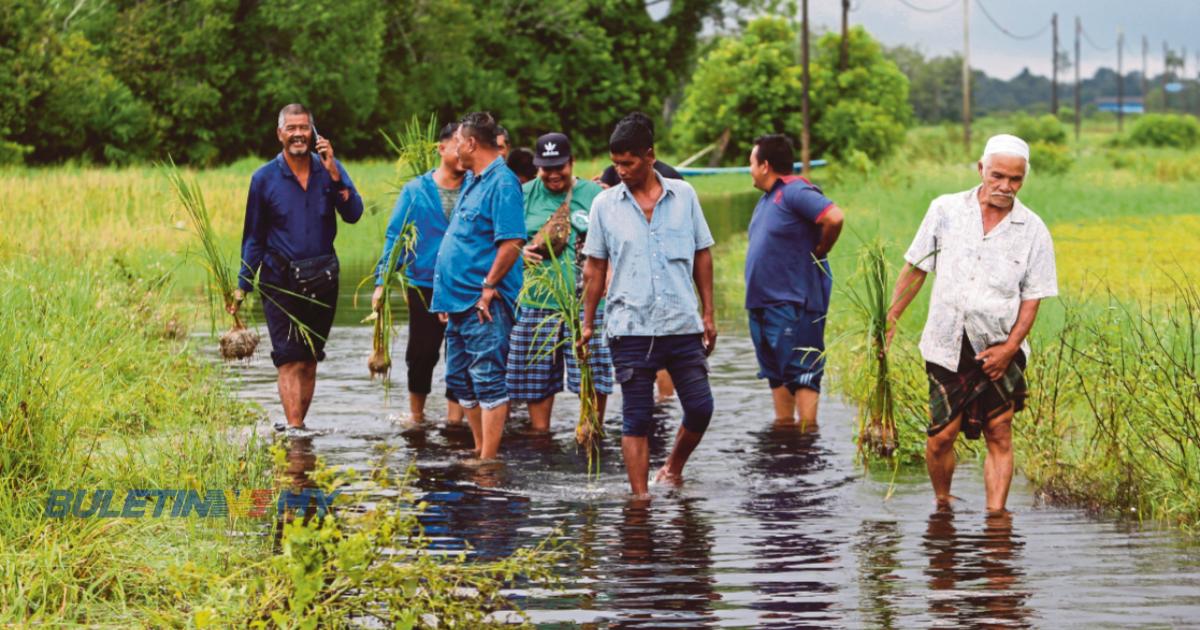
[977,299,1041,381]
[233,177,266,308]
[884,263,928,350]
[693,247,717,355]
[331,162,364,223]
[475,238,524,322]
[813,205,845,258]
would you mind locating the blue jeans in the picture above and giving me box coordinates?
[444,299,515,410]
[610,334,714,437]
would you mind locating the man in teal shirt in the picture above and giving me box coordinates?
[506,133,613,433]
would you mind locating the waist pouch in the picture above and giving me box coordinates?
[266,251,339,298]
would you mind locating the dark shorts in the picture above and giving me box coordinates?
[610,334,713,437]
[925,334,1027,440]
[747,302,826,393]
[260,273,338,368]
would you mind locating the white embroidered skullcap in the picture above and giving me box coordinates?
[981,134,1030,162]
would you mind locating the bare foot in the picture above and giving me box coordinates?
[652,466,682,486]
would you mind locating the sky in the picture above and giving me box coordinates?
[795,0,1200,80]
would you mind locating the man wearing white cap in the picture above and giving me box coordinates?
[884,134,1058,513]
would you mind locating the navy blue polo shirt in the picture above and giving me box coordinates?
[744,175,835,312]
[238,152,363,291]
[430,157,526,313]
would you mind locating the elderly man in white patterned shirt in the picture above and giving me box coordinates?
[885,134,1058,514]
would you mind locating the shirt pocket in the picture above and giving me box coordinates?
[662,229,694,262]
[454,205,483,235]
[987,254,1026,298]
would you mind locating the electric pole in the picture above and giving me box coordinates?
[840,0,850,71]
[1051,13,1059,113]
[1142,35,1149,106]
[802,0,811,176]
[962,0,971,153]
[1074,16,1081,142]
[1118,31,1125,131]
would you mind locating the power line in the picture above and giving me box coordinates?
[893,0,959,14]
[974,0,1050,41]
[1082,26,1115,52]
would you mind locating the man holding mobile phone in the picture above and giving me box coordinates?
[230,103,363,438]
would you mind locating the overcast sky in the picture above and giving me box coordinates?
[797,0,1200,80]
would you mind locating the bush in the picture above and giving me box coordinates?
[1056,106,1075,125]
[1127,114,1200,149]
[1013,113,1067,145]
[1030,141,1071,176]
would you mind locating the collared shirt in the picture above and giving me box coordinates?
[239,152,363,292]
[519,177,602,309]
[583,172,715,338]
[745,175,836,311]
[431,157,526,314]
[374,170,457,288]
[904,186,1058,371]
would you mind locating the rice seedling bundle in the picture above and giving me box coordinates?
[164,160,259,360]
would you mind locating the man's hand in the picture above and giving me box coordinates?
[522,243,544,265]
[576,324,594,360]
[371,285,385,312]
[977,342,1019,381]
[316,136,337,178]
[476,287,497,323]
[884,315,899,354]
[702,314,718,356]
[228,289,245,316]
[437,312,449,325]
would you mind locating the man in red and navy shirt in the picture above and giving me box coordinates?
[744,134,845,430]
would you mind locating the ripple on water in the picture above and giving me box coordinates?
[215,325,1200,628]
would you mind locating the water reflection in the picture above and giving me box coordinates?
[611,497,719,628]
[743,423,841,627]
[924,509,1031,629]
[272,436,318,550]
[854,519,904,630]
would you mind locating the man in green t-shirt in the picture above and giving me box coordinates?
[506,133,614,433]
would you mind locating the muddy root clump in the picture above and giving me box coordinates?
[220,325,259,361]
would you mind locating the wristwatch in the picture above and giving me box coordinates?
[481,279,497,290]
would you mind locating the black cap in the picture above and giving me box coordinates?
[533,132,572,168]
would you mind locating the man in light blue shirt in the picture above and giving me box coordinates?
[430,112,526,461]
[579,116,717,498]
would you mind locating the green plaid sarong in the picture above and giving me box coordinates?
[925,335,1027,440]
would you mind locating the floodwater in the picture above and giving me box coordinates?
[221,322,1200,629]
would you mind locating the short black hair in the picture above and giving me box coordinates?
[753,134,795,175]
[459,112,499,148]
[506,147,537,181]
[438,122,459,141]
[609,117,654,155]
[620,112,655,134]
[496,125,511,146]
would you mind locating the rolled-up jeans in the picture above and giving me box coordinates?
[443,299,514,410]
[609,334,714,437]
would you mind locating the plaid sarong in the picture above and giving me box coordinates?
[505,306,613,401]
[925,334,1027,440]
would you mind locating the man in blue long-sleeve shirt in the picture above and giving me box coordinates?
[372,122,466,428]
[230,103,363,435]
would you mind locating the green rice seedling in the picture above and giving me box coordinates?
[518,244,604,476]
[164,159,259,360]
[357,222,419,380]
[840,240,927,467]
[381,114,440,180]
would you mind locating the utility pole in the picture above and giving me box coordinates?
[1164,42,1170,111]
[840,0,850,71]
[962,0,971,153]
[1142,35,1149,105]
[1074,16,1081,142]
[1051,13,1059,113]
[802,0,811,176]
[1117,31,1125,131]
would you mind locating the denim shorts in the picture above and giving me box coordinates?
[610,334,713,437]
[748,302,826,393]
[443,299,515,410]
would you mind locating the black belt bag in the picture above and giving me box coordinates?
[267,251,339,298]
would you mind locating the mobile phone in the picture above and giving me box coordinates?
[311,124,324,156]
